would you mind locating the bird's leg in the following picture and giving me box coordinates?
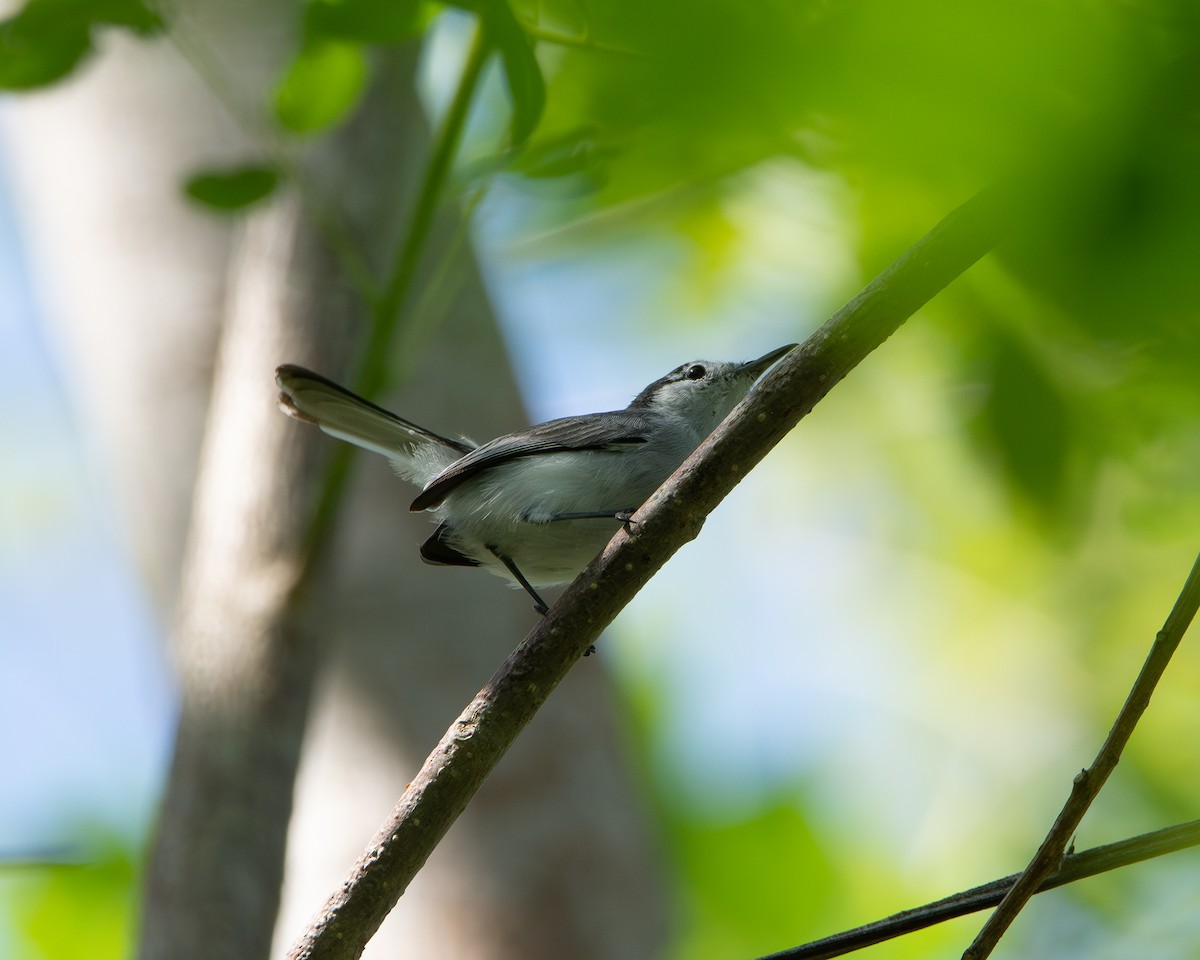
[549,507,639,527]
[613,510,637,530]
[488,546,550,616]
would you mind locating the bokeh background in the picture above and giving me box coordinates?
[2,1,1199,957]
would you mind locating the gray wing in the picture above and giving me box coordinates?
[410,411,650,511]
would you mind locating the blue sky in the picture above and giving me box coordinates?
[0,123,173,857]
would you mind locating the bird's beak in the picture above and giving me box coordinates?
[738,343,798,379]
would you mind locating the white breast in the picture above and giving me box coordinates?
[432,416,701,585]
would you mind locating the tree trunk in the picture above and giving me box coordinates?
[5,6,667,959]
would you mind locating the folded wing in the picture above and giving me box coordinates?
[410,412,650,511]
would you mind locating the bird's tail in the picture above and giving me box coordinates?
[275,365,474,486]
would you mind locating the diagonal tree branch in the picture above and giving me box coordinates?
[757,818,1200,960]
[962,547,1200,959]
[287,183,1015,960]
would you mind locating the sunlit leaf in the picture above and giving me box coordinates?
[184,166,281,212]
[14,841,136,960]
[274,39,368,134]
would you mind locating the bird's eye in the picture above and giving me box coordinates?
[684,364,706,380]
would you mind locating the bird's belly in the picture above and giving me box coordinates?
[432,450,680,586]
[438,512,626,586]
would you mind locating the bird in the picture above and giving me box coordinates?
[276,344,795,613]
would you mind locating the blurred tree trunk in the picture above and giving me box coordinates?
[4,5,667,958]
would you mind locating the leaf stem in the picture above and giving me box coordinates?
[297,21,491,572]
[358,21,491,397]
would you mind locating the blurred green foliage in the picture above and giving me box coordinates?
[491,0,1200,556]
[302,0,425,44]
[481,0,546,145]
[274,36,371,134]
[0,0,158,88]
[6,840,137,960]
[4,0,1198,956]
[184,166,281,212]
[666,802,840,960]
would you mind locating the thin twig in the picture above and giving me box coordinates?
[756,820,1200,959]
[962,549,1200,959]
[296,23,492,576]
[286,184,1013,960]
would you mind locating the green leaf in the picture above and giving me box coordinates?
[302,0,423,44]
[15,839,136,960]
[87,0,161,33]
[184,166,281,212]
[0,4,91,89]
[483,2,545,146]
[0,0,161,90]
[274,39,369,134]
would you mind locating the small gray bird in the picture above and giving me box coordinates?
[276,344,795,613]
